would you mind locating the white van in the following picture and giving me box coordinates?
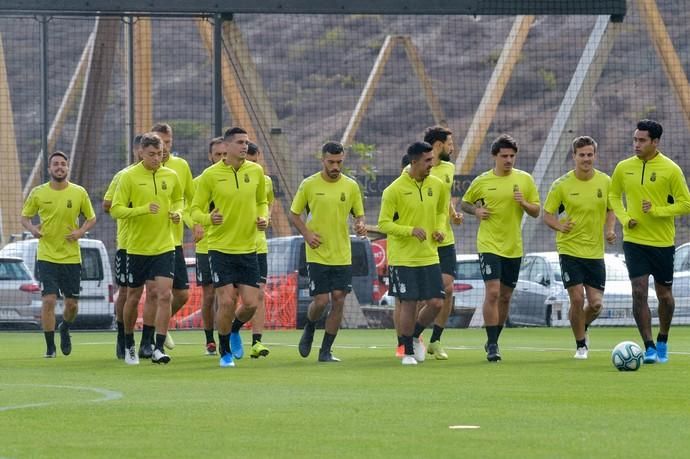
[0,236,114,329]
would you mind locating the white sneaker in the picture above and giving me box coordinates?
[402,355,418,365]
[413,337,426,362]
[574,347,588,360]
[152,348,171,364]
[164,332,175,350]
[125,346,139,365]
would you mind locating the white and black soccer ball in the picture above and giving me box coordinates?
[611,341,644,371]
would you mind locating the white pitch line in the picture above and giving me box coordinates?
[449,425,480,429]
[0,384,122,413]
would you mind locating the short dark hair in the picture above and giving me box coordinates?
[133,134,143,148]
[223,127,248,140]
[407,141,433,160]
[423,125,453,145]
[140,133,162,149]
[208,136,225,154]
[637,119,663,140]
[400,154,411,169]
[490,134,518,155]
[247,142,260,155]
[322,141,344,155]
[49,151,68,162]
[151,123,172,135]
[571,136,597,155]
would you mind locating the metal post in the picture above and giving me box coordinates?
[126,15,135,161]
[39,16,49,179]
[212,13,223,136]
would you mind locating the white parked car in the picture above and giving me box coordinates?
[0,237,114,329]
[0,256,42,327]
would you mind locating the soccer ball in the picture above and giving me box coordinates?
[611,341,644,371]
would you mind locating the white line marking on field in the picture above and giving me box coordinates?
[449,425,480,429]
[0,384,122,413]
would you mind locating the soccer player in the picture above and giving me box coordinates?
[422,125,464,360]
[151,123,195,351]
[609,119,690,363]
[246,142,275,358]
[378,141,448,365]
[191,127,268,368]
[103,135,142,359]
[193,137,227,356]
[291,141,366,362]
[111,133,184,365]
[460,134,540,362]
[543,136,616,359]
[21,151,97,358]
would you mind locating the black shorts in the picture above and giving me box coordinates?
[438,244,457,278]
[388,264,445,301]
[559,254,605,290]
[36,261,81,298]
[195,253,213,286]
[114,249,128,287]
[257,253,268,284]
[173,245,189,290]
[479,253,522,288]
[307,263,352,296]
[623,241,674,286]
[209,251,259,289]
[127,252,175,288]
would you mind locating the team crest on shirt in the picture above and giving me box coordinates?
[340,192,346,202]
[445,174,450,183]
[427,187,433,197]
[597,189,602,198]
[161,180,167,190]
[66,199,72,208]
[650,172,657,182]
[244,173,250,183]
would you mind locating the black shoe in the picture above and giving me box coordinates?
[486,343,501,362]
[318,350,341,362]
[138,343,153,359]
[58,322,72,356]
[116,333,125,360]
[298,324,315,358]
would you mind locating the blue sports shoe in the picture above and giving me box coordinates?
[230,332,244,360]
[656,341,669,363]
[643,346,659,364]
[219,353,235,368]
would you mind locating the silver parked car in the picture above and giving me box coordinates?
[0,256,42,327]
[508,252,657,327]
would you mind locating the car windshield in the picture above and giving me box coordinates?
[456,260,481,280]
[550,262,562,282]
[0,260,32,281]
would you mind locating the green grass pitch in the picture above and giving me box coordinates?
[1,327,689,458]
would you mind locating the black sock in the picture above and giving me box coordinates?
[252,333,262,345]
[397,335,403,346]
[305,319,316,331]
[125,333,135,348]
[204,329,215,344]
[219,333,230,356]
[155,334,166,352]
[44,331,55,350]
[584,323,590,331]
[402,335,413,355]
[576,339,586,349]
[231,318,245,334]
[142,324,155,345]
[644,340,656,350]
[321,332,336,353]
[117,321,125,339]
[61,320,72,329]
[486,325,499,345]
[497,325,504,338]
[657,333,668,343]
[430,325,444,343]
[413,322,425,339]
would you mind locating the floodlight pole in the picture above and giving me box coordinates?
[39,15,49,180]
[212,13,223,137]
[126,15,135,161]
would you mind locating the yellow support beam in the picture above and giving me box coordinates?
[455,16,534,174]
[401,36,446,126]
[134,17,152,135]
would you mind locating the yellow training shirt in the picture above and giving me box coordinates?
[291,172,364,265]
[103,164,136,251]
[162,154,194,246]
[22,182,96,264]
[256,175,275,255]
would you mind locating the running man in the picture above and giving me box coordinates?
[609,119,690,363]
[291,141,366,362]
[543,136,616,359]
[460,134,540,362]
[21,151,96,358]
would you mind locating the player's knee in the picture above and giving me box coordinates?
[590,302,602,314]
[174,289,189,305]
